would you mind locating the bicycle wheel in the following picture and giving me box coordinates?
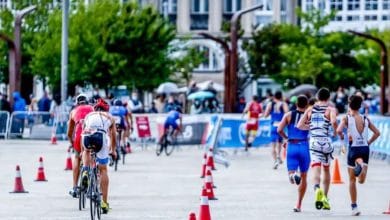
[79,187,86,210]
[89,173,96,220]
[122,145,126,165]
[165,136,176,156]
[95,180,102,220]
[156,136,165,156]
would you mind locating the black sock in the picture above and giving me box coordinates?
[314,184,320,191]
[351,203,357,209]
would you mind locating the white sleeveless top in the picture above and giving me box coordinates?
[310,105,331,141]
[84,112,113,133]
[347,114,369,147]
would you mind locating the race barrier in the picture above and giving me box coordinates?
[0,111,10,139]
[6,111,69,140]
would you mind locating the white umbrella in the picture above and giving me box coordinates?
[198,80,224,92]
[156,82,179,94]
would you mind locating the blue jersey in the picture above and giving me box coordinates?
[270,102,285,126]
[164,110,181,130]
[287,110,309,140]
[109,106,127,127]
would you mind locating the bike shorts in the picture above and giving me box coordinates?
[82,131,110,164]
[164,119,178,130]
[271,126,282,143]
[347,146,369,168]
[287,141,310,173]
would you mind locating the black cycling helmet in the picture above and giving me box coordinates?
[113,99,122,106]
[76,94,88,105]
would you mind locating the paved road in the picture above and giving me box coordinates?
[0,140,389,220]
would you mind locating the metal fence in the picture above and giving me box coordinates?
[8,111,69,140]
[0,111,10,139]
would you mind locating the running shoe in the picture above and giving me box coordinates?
[315,188,324,210]
[293,207,301,212]
[278,157,283,165]
[322,196,331,210]
[354,162,362,177]
[289,173,301,185]
[273,161,279,170]
[101,201,110,214]
[352,207,361,216]
[81,171,89,189]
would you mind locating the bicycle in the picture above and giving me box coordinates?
[77,163,86,211]
[111,122,126,171]
[156,126,177,156]
[87,151,102,220]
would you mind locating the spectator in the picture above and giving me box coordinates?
[235,97,246,113]
[148,101,158,113]
[164,95,180,113]
[204,82,217,96]
[191,99,203,114]
[38,91,52,124]
[0,93,11,113]
[355,90,369,115]
[128,91,143,113]
[187,81,199,96]
[50,94,68,140]
[154,93,166,113]
[11,91,26,137]
[92,88,101,103]
[333,86,348,114]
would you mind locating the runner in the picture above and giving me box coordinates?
[336,95,380,216]
[297,88,338,210]
[264,91,289,169]
[277,95,310,212]
[67,94,94,198]
[81,98,117,214]
[243,95,262,151]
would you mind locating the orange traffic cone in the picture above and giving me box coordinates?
[383,200,390,214]
[199,188,211,220]
[10,165,28,193]
[35,157,47,181]
[188,211,196,220]
[207,148,216,171]
[64,148,73,171]
[204,170,217,200]
[331,158,344,184]
[200,152,207,178]
[51,132,57,145]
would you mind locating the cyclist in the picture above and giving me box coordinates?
[159,106,182,144]
[81,98,116,214]
[264,91,289,169]
[109,99,131,154]
[67,94,94,198]
[243,95,262,151]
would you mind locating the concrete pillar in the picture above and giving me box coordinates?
[209,0,222,33]
[273,0,281,23]
[177,0,190,33]
[241,0,253,36]
[286,0,298,24]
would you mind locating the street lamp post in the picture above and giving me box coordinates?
[229,4,263,113]
[198,32,231,113]
[348,30,389,115]
[61,0,69,102]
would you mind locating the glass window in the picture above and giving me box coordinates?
[223,0,241,13]
[191,0,208,14]
[255,15,273,26]
[306,0,314,11]
[384,0,390,10]
[365,0,378,10]
[330,0,343,10]
[347,0,360,10]
[161,0,177,14]
[280,0,287,11]
[331,15,343,21]
[383,15,389,21]
[347,15,360,21]
[194,46,219,72]
[364,15,377,20]
[266,0,273,10]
